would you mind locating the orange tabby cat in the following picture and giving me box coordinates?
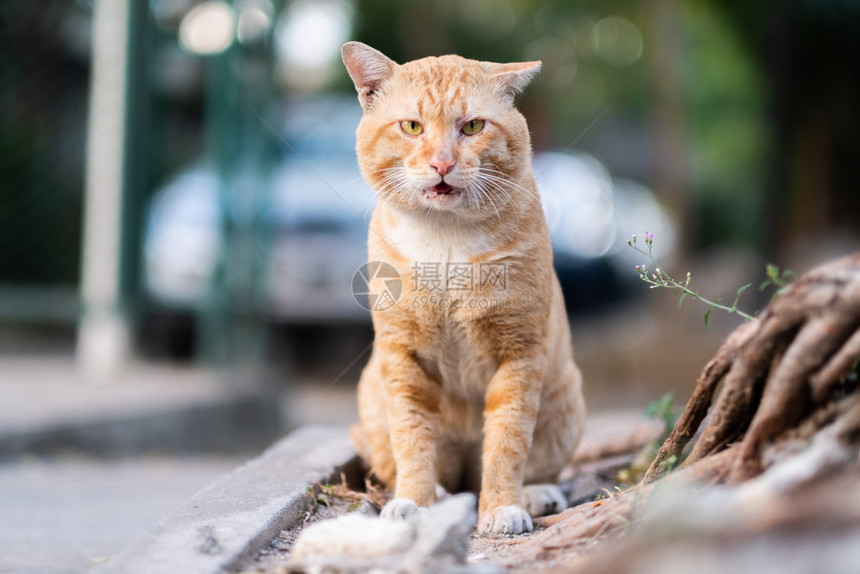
[342,41,586,535]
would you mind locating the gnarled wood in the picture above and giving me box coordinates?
[644,252,860,484]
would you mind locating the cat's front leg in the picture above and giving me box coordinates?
[378,344,441,520]
[478,357,543,534]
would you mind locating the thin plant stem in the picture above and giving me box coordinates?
[627,233,755,325]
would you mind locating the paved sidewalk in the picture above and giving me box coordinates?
[91,426,354,574]
[0,354,288,574]
[0,455,241,574]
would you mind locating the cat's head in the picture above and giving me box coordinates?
[342,42,540,219]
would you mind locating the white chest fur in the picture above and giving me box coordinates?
[386,212,498,268]
[386,212,503,399]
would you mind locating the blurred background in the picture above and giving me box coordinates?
[1,0,859,571]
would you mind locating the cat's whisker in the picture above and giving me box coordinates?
[467,183,481,209]
[485,183,507,223]
[375,172,410,196]
[343,173,372,187]
[468,179,503,224]
[486,181,520,226]
[481,165,541,200]
[471,171,520,215]
[483,180,538,213]
[375,174,415,212]
[367,166,406,176]
[478,167,541,205]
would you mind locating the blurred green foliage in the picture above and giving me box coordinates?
[350,0,767,248]
[349,0,860,252]
[350,0,651,142]
[0,0,86,285]
[683,0,765,247]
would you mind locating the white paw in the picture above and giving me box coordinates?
[380,497,419,520]
[521,484,567,517]
[478,505,533,535]
[435,484,451,502]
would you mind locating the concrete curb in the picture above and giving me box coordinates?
[91,426,356,574]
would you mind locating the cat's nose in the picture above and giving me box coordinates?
[430,157,456,176]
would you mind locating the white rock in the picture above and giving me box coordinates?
[290,513,415,561]
[287,492,486,573]
[409,493,477,559]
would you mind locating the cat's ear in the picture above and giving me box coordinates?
[342,42,397,110]
[482,61,542,101]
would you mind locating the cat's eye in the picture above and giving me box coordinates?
[461,119,485,136]
[400,120,423,136]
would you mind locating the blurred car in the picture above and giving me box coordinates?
[142,96,676,327]
[143,95,372,324]
[533,151,677,313]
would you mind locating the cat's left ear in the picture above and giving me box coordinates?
[483,61,542,100]
[342,42,397,111]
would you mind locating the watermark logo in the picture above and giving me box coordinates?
[354,260,508,312]
[411,262,507,292]
[352,261,402,311]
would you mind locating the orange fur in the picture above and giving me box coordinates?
[342,42,586,530]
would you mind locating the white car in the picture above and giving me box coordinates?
[144,96,372,323]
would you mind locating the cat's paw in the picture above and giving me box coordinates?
[380,497,420,520]
[521,484,567,517]
[435,484,451,502]
[478,505,533,535]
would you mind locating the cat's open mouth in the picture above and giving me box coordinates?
[424,182,461,199]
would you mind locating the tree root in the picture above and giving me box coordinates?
[467,254,860,572]
[643,252,860,484]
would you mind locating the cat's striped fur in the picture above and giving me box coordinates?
[342,42,586,534]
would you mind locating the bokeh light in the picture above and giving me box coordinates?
[236,0,274,45]
[178,1,235,55]
[274,0,351,69]
[591,16,643,67]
